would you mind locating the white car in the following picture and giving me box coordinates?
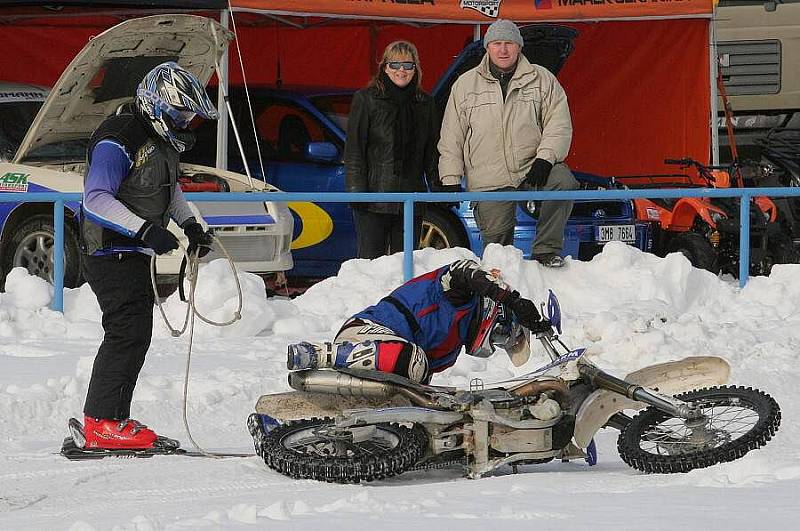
[0,14,293,288]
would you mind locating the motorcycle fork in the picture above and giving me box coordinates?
[579,364,702,420]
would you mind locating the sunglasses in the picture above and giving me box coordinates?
[387,61,416,71]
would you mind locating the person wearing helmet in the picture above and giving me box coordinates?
[287,259,551,383]
[78,62,218,450]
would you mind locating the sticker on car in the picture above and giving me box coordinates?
[0,172,29,192]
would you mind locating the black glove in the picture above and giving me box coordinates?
[183,221,214,258]
[509,297,547,330]
[528,318,553,334]
[430,181,462,193]
[136,221,179,255]
[525,158,553,189]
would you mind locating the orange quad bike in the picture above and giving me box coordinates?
[610,158,798,277]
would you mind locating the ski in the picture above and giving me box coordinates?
[61,418,252,460]
[60,435,183,460]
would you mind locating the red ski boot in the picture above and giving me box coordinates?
[83,416,158,449]
[61,417,182,459]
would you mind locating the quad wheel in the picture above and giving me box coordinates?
[667,231,718,273]
[252,416,429,483]
[617,386,780,473]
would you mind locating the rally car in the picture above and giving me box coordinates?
[0,15,293,289]
[186,24,651,277]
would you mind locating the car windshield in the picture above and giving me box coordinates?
[0,101,43,160]
[25,139,89,163]
[309,94,353,132]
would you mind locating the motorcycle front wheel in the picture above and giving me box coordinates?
[617,386,780,473]
[258,417,428,483]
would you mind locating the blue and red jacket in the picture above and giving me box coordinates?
[351,260,514,373]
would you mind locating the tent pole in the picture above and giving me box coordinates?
[709,16,719,165]
[473,23,480,42]
[217,8,231,171]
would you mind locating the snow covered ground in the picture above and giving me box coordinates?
[0,243,797,530]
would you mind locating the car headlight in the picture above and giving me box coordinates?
[710,211,726,224]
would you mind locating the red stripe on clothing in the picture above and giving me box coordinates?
[376,342,404,373]
[416,303,439,319]
[427,307,472,360]
[408,270,440,284]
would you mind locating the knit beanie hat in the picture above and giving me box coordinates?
[483,19,523,49]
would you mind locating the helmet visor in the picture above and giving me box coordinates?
[504,327,530,367]
[171,108,197,130]
[487,306,531,367]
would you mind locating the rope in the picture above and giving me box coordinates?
[150,236,253,458]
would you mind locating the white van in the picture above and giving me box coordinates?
[716,0,800,159]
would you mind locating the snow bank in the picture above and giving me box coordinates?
[0,246,797,530]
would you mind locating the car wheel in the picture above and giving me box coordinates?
[2,215,83,288]
[666,231,718,273]
[419,208,468,250]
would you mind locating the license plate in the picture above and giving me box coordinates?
[596,224,636,242]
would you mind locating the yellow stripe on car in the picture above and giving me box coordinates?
[288,201,334,249]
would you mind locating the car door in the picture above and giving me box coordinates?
[253,95,356,277]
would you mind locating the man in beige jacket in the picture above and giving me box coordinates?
[438,19,578,268]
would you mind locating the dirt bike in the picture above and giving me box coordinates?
[247,291,780,483]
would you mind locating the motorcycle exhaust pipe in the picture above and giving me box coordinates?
[288,370,443,409]
[509,379,569,408]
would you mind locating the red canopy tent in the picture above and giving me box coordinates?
[0,0,717,176]
[226,0,717,175]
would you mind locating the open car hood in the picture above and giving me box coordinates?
[432,24,578,112]
[14,14,233,164]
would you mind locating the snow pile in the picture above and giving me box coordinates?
[0,244,798,530]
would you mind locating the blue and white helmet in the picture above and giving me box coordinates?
[135,62,218,152]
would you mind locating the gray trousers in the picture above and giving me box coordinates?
[473,163,577,256]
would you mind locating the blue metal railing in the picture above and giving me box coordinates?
[4,186,800,312]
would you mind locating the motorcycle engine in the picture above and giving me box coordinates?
[528,396,562,421]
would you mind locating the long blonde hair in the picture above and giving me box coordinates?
[370,40,424,99]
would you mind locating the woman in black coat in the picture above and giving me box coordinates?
[344,40,446,259]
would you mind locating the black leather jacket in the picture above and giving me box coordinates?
[344,86,441,214]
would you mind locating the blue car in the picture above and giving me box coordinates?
[188,24,651,278]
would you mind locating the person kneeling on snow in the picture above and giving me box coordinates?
[287,259,551,383]
[78,62,217,450]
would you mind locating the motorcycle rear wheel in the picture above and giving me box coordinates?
[258,417,428,483]
[617,386,780,473]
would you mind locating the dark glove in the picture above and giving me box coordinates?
[430,181,462,193]
[525,158,553,189]
[528,318,553,334]
[183,221,214,258]
[509,297,547,331]
[136,221,179,255]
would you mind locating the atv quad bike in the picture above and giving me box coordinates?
[612,158,797,276]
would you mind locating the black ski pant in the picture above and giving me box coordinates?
[353,209,421,259]
[82,252,155,420]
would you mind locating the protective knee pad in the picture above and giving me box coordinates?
[333,340,429,383]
